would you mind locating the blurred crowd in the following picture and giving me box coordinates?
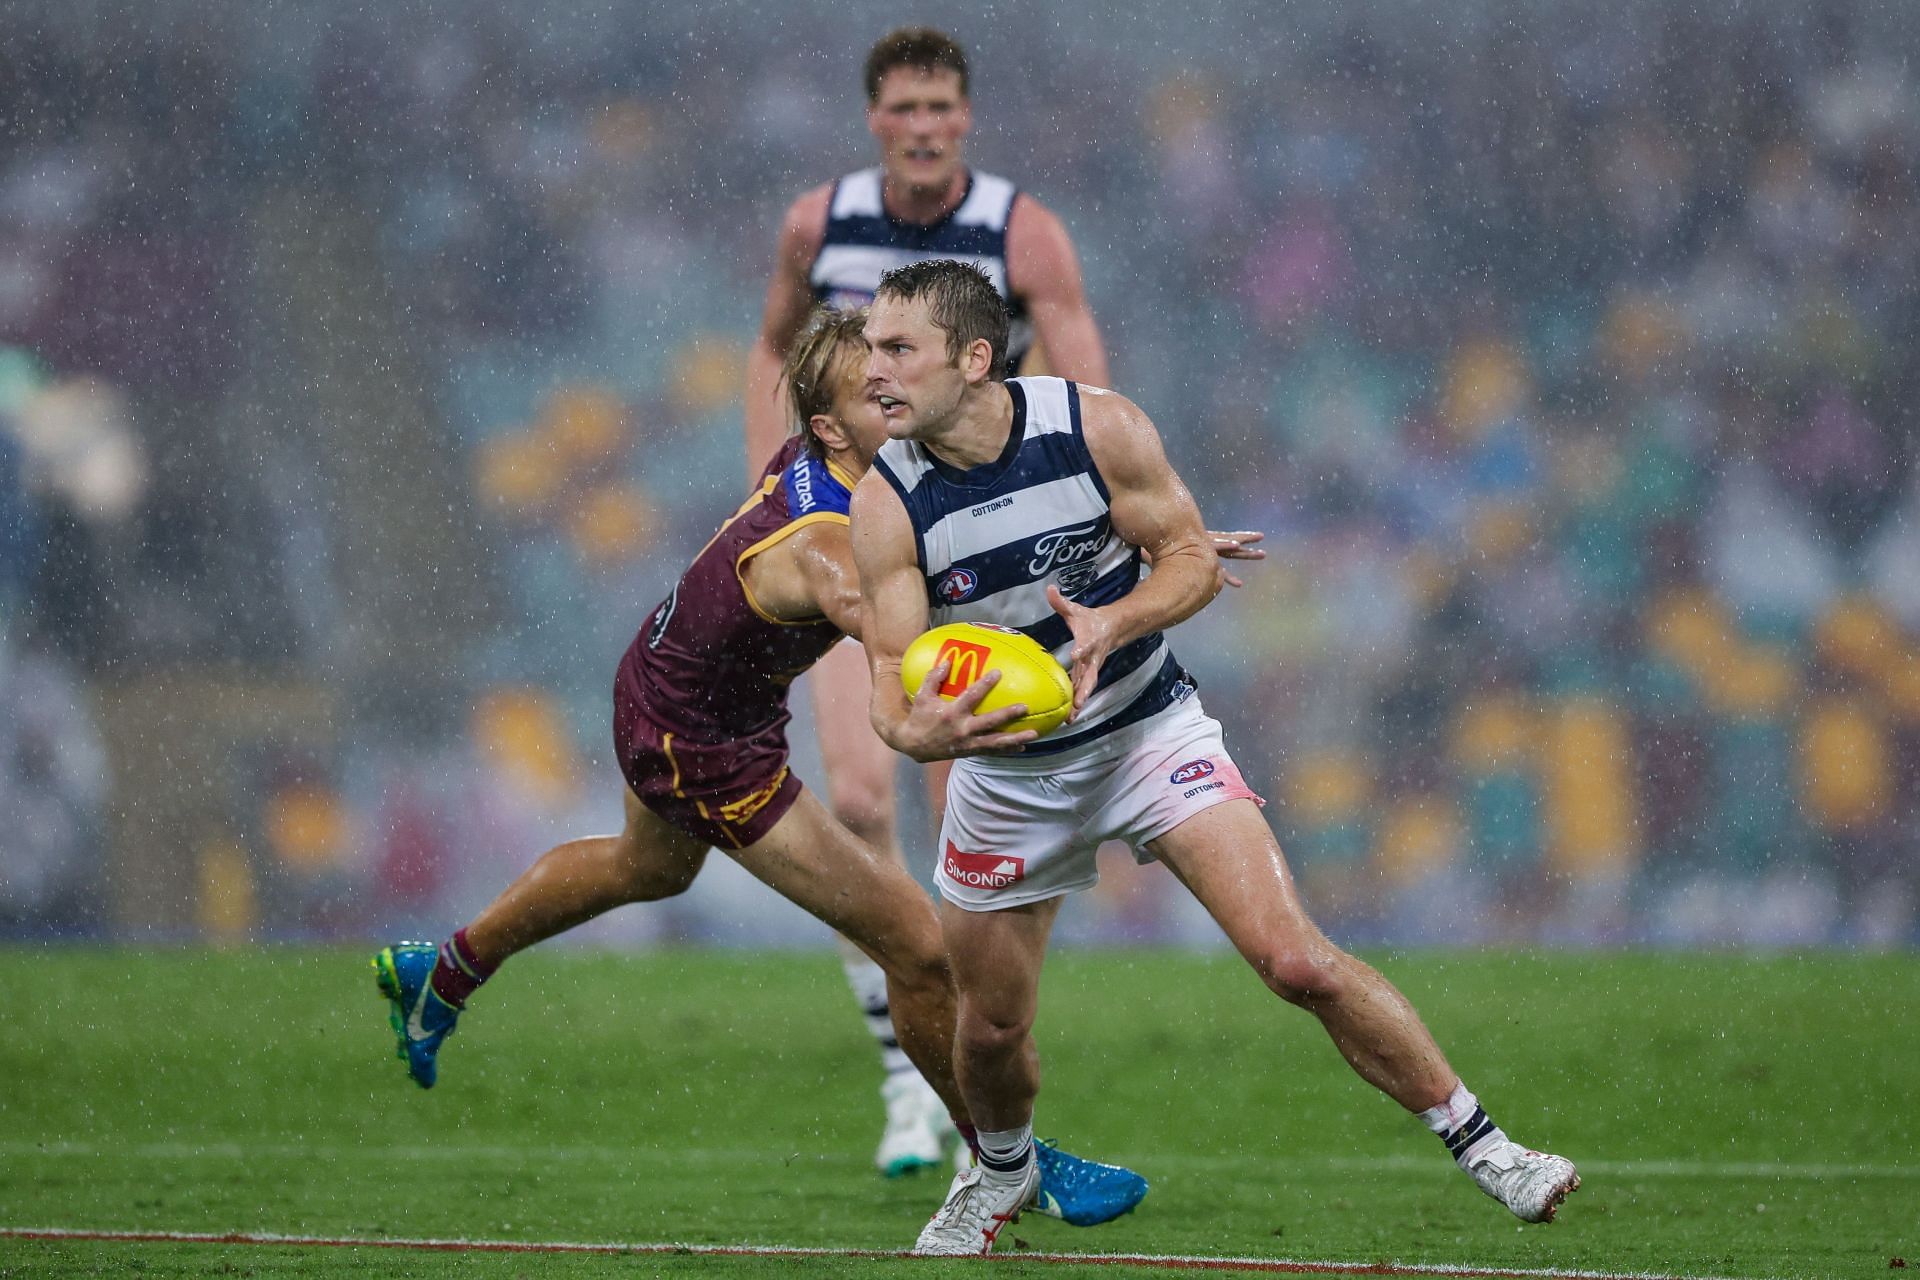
[3,0,1918,946]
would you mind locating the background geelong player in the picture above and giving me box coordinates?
[739,26,1113,1174]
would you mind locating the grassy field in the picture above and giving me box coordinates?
[0,946,1914,1279]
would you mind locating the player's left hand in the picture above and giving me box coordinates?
[1208,529,1266,590]
[1047,584,1118,714]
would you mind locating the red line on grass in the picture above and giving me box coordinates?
[0,1227,1741,1280]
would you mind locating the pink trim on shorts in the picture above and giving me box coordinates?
[1135,754,1265,850]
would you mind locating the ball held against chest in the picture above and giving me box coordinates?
[900,622,1073,738]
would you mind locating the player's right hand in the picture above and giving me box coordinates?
[898,658,1040,762]
[1046,584,1117,713]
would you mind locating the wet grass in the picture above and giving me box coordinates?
[1,946,1914,1278]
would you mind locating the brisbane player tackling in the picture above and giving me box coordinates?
[370,308,1153,1229]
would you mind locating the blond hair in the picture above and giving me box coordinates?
[781,306,869,457]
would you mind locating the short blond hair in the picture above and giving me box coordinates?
[781,306,869,457]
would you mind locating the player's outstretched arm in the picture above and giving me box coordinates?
[1049,390,1220,707]
[743,188,831,485]
[1008,195,1109,386]
[850,472,1037,761]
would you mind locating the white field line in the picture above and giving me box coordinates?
[0,1225,1758,1280]
[2,1141,1915,1181]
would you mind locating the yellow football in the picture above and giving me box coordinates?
[900,622,1073,738]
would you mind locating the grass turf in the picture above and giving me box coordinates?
[0,946,1914,1279]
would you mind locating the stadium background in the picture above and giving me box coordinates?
[4,0,1918,954]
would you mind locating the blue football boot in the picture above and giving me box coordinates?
[1029,1138,1149,1226]
[372,942,460,1089]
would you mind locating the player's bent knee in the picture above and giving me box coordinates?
[610,838,703,903]
[626,862,702,902]
[1251,945,1349,1006]
[872,907,949,980]
[956,1003,1035,1056]
[881,943,953,1001]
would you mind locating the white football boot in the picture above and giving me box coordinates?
[876,1073,956,1177]
[1465,1140,1580,1223]
[912,1159,1040,1256]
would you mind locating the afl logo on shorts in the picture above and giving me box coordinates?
[937,567,978,603]
[1169,759,1215,786]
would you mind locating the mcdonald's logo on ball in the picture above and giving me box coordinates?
[934,639,993,696]
[899,622,1074,739]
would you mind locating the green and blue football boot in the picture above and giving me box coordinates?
[1029,1138,1149,1226]
[372,942,460,1089]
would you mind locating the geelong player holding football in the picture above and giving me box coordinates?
[745,30,1109,1175]
[372,308,1148,1229]
[744,26,1244,1175]
[849,261,1580,1256]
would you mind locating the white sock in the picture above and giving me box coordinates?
[1418,1081,1506,1167]
[974,1124,1034,1177]
[841,954,913,1077]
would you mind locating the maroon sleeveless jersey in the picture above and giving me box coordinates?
[612,437,857,848]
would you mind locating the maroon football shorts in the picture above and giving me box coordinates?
[612,665,803,851]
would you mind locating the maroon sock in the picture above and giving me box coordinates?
[428,928,498,1008]
[954,1121,980,1160]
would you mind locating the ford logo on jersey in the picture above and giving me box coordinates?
[1028,522,1106,577]
[1169,759,1215,786]
[937,567,979,603]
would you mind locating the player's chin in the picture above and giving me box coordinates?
[897,158,954,188]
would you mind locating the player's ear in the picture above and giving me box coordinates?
[962,337,994,384]
[809,413,850,453]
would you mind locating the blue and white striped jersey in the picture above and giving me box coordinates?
[871,377,1191,755]
[809,167,1034,370]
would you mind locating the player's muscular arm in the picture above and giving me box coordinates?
[1007,196,1109,386]
[1048,390,1219,707]
[851,474,1037,761]
[745,523,866,641]
[744,187,831,484]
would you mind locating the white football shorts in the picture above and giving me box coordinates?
[935,693,1264,911]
